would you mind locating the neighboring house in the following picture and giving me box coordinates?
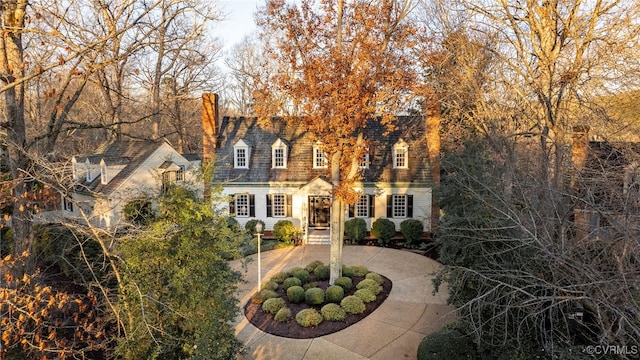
[63,139,200,228]
[572,126,640,241]
[204,98,435,245]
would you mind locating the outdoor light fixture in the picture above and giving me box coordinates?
[255,222,263,290]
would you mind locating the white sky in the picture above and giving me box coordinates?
[213,0,262,53]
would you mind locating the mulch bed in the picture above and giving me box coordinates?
[244,274,392,339]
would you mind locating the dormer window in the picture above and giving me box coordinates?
[85,159,92,182]
[393,139,408,169]
[359,151,369,169]
[271,138,288,169]
[234,139,250,169]
[313,142,328,169]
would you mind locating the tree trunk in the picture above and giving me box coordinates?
[1,0,31,256]
[329,151,343,284]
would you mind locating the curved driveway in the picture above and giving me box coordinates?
[230,245,455,360]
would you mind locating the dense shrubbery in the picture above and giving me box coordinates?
[123,198,155,226]
[286,285,305,303]
[313,264,330,280]
[400,219,424,246]
[274,307,292,323]
[334,276,352,290]
[245,219,265,234]
[417,327,477,360]
[371,218,396,246]
[365,272,383,285]
[296,309,323,327]
[305,287,325,305]
[288,267,310,283]
[350,265,369,277]
[305,260,324,272]
[325,285,345,303]
[340,295,366,314]
[262,297,286,315]
[262,280,279,291]
[283,277,302,290]
[356,278,382,295]
[252,289,279,304]
[273,220,299,244]
[269,272,288,284]
[344,218,367,244]
[321,303,347,321]
[354,288,376,303]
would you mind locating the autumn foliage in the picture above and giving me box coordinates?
[0,253,108,359]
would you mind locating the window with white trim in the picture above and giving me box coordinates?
[176,165,186,181]
[355,195,369,217]
[233,139,250,169]
[359,153,369,169]
[235,194,250,217]
[313,142,328,168]
[393,195,407,217]
[393,139,408,169]
[272,194,286,217]
[271,139,288,168]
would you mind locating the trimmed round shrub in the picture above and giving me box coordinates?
[289,268,310,284]
[350,265,369,277]
[400,218,424,246]
[295,308,323,327]
[340,295,366,315]
[262,280,279,291]
[321,303,347,321]
[286,285,305,303]
[226,216,240,230]
[273,219,299,244]
[354,288,377,303]
[371,217,396,246]
[325,285,345,303]
[245,219,265,234]
[357,278,383,295]
[313,264,330,280]
[305,287,325,305]
[344,218,367,244]
[269,271,288,284]
[365,272,384,285]
[417,328,477,360]
[262,297,286,315]
[274,307,292,323]
[283,276,302,290]
[251,289,279,304]
[305,260,324,272]
[303,281,319,290]
[334,276,353,291]
[341,265,355,278]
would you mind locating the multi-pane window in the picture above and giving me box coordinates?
[235,148,247,168]
[355,195,369,217]
[359,153,369,169]
[274,148,285,168]
[63,197,73,212]
[393,139,408,169]
[176,165,186,181]
[313,143,328,168]
[272,194,286,217]
[272,139,288,168]
[235,194,250,217]
[393,195,407,218]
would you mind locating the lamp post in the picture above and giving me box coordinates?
[255,222,263,291]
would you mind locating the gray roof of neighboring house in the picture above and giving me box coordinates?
[75,139,167,196]
[213,116,433,185]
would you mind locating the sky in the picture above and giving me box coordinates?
[213,0,262,53]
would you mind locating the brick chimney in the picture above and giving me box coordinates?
[202,93,218,200]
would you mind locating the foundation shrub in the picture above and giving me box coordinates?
[261,297,286,315]
[245,219,265,235]
[325,285,345,303]
[274,307,292,323]
[344,218,367,244]
[313,264,330,280]
[273,220,299,244]
[305,260,324,272]
[295,308,323,327]
[286,285,305,303]
[357,278,383,295]
[365,272,384,285]
[334,276,353,291]
[371,218,396,246]
[305,287,325,305]
[283,277,302,290]
[354,288,377,303]
[321,303,347,321]
[340,295,366,314]
[400,219,424,246]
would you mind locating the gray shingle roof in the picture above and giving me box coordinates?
[213,116,433,184]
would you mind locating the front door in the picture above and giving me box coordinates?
[308,196,330,228]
